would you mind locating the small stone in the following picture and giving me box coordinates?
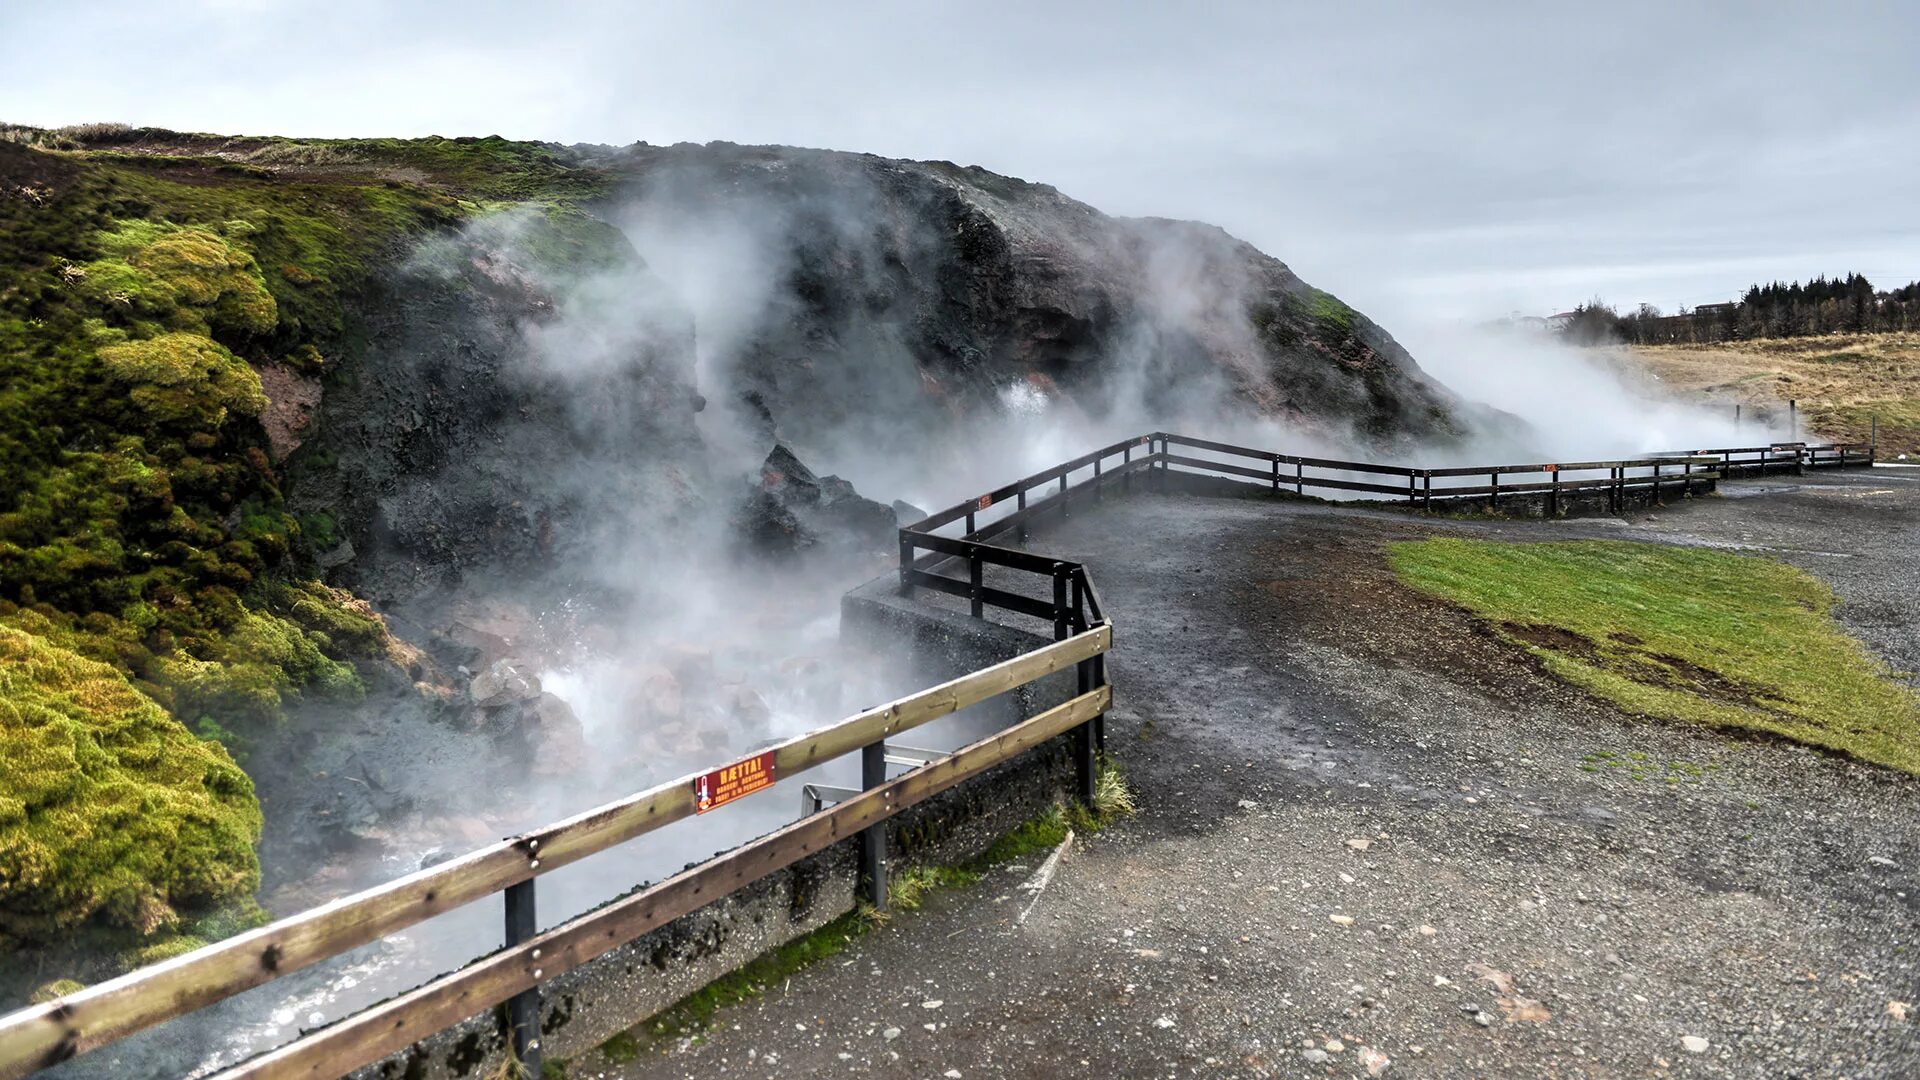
[1237,799,1259,810]
[1323,1038,1345,1052]
[944,1071,962,1078]
[1345,838,1372,851]
[1474,1011,1494,1027]
[1339,872,1356,884]
[1301,1049,1331,1064]
[1681,1035,1710,1053]
[1869,855,1898,868]
[1433,975,1453,987]
[882,1027,901,1041]
[1418,924,1437,937]
[1889,1000,1911,1020]
[922,1000,944,1009]
[1328,914,1355,926]
[1154,1015,1176,1029]
[1360,1047,1390,1075]
[837,1052,852,1061]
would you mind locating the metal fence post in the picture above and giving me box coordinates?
[1549,468,1560,516]
[1052,564,1070,642]
[898,533,913,597]
[1017,489,1028,543]
[968,551,984,618]
[504,879,541,1077]
[1074,648,1097,807]
[1295,458,1304,496]
[860,741,888,911]
[1094,456,1103,501]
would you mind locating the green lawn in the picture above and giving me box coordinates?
[1388,538,1920,774]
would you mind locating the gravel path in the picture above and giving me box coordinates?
[598,469,1920,1079]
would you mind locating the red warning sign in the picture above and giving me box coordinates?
[693,750,777,814]
[1542,464,1559,473]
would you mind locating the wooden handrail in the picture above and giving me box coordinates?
[208,685,1111,1080]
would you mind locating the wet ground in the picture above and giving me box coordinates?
[599,469,1920,1079]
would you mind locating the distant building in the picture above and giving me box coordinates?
[1546,311,1578,331]
[1694,302,1737,316]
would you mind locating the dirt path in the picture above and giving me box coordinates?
[599,472,1920,1079]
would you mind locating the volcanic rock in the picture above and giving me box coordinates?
[470,658,542,707]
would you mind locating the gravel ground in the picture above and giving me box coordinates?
[595,469,1920,1080]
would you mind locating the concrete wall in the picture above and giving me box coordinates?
[356,580,1080,1079]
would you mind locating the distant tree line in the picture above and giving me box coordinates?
[1556,273,1920,345]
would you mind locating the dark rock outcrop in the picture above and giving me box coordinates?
[735,444,898,556]
[599,143,1479,461]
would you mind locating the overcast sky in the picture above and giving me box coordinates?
[5,1,1916,328]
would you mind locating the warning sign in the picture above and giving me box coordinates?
[693,750,777,814]
[1542,464,1558,473]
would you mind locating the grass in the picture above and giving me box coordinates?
[1616,331,1920,455]
[1388,538,1920,774]
[612,766,1137,1056]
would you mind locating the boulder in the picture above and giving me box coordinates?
[469,658,542,707]
[736,444,897,555]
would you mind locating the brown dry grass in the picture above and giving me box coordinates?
[1607,331,1920,456]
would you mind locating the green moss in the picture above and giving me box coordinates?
[99,333,268,427]
[598,1031,640,1065]
[29,978,84,1004]
[83,220,278,337]
[1389,538,1920,773]
[0,626,262,947]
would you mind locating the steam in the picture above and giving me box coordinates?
[1399,320,1786,461]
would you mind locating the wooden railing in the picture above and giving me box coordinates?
[0,624,1111,1080]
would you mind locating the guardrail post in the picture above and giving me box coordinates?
[1406,473,1415,504]
[1122,444,1133,493]
[1017,489,1028,542]
[1094,456,1103,501]
[1488,470,1499,512]
[968,551,984,618]
[965,509,976,537]
[504,879,541,1077]
[1273,457,1281,493]
[1549,468,1560,516]
[1422,470,1431,508]
[898,533,913,597]
[1060,473,1070,518]
[1052,563,1070,642]
[860,741,888,911]
[1652,461,1662,502]
[1295,458,1304,496]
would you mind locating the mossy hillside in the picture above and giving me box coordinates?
[0,626,261,945]
[0,131,609,951]
[0,143,456,752]
[1389,537,1920,773]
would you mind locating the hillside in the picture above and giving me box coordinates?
[1608,332,1920,455]
[0,123,1482,969]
